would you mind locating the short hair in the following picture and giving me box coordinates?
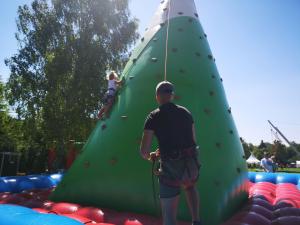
[156,81,174,95]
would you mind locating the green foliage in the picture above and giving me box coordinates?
[3,0,138,173]
[241,138,300,164]
[0,78,5,111]
[5,0,139,147]
[0,78,16,152]
[240,137,251,158]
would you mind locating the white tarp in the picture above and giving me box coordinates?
[296,161,300,168]
[246,153,260,164]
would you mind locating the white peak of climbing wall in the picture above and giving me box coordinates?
[148,0,198,28]
[143,0,199,42]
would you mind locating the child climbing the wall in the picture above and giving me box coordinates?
[98,71,123,119]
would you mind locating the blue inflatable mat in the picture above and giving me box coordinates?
[0,173,63,193]
[248,171,300,187]
[0,205,82,225]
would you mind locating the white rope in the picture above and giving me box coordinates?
[164,0,172,81]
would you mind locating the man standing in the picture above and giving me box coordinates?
[140,81,201,225]
[260,152,274,173]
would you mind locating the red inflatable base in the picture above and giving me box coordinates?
[1,180,300,225]
[221,181,300,225]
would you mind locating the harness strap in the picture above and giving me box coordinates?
[161,146,197,161]
[155,146,200,187]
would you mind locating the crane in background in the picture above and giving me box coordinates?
[268,120,300,157]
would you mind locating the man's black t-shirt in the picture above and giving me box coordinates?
[144,102,196,157]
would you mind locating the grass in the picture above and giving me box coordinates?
[248,168,300,173]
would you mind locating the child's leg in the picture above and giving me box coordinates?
[98,92,110,119]
[98,107,106,119]
[104,97,115,117]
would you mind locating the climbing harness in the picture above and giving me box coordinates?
[158,147,200,187]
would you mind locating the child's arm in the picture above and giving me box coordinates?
[116,77,125,85]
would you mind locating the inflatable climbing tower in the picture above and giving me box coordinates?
[51,1,248,224]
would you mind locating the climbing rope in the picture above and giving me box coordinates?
[150,0,173,214]
[164,0,172,81]
[151,160,160,216]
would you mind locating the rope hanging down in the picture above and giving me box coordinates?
[164,0,172,81]
[151,1,172,214]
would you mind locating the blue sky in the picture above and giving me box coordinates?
[1,0,300,144]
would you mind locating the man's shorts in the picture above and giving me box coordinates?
[159,156,200,198]
[159,181,181,198]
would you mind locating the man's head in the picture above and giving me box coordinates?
[155,81,174,105]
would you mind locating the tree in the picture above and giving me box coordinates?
[5,0,139,149]
[0,77,16,152]
[271,140,288,164]
[0,77,6,113]
[258,140,267,149]
[240,137,251,159]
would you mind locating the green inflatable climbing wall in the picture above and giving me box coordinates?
[51,1,248,224]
